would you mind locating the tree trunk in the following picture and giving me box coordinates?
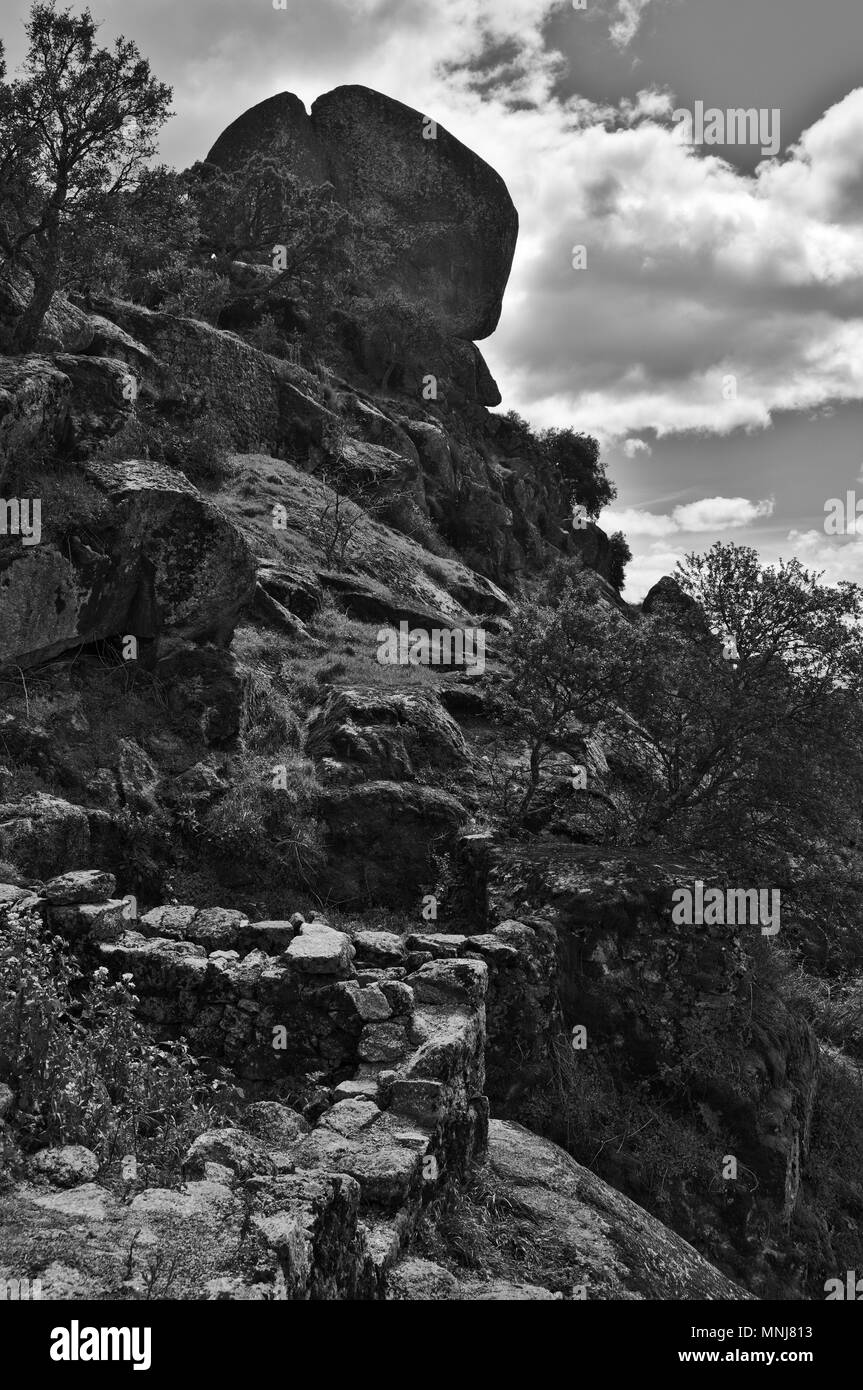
[517,743,544,821]
[11,269,56,352]
[11,214,59,354]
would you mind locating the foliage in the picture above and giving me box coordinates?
[622,543,863,855]
[500,560,633,819]
[0,908,234,1183]
[312,420,385,568]
[608,530,632,591]
[188,156,350,280]
[538,426,616,518]
[0,2,172,349]
[94,404,234,488]
[354,283,447,389]
[200,752,324,889]
[62,164,198,303]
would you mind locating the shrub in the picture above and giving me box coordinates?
[518,1033,723,1225]
[538,427,616,518]
[608,530,632,591]
[158,264,231,325]
[94,406,235,489]
[201,752,324,888]
[245,312,293,359]
[499,560,634,820]
[0,907,235,1184]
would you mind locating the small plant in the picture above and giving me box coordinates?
[245,312,293,359]
[94,406,234,489]
[201,751,324,888]
[0,906,235,1183]
[159,265,231,325]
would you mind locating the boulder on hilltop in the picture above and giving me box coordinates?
[206,85,519,342]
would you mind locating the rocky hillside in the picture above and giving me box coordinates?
[1,84,860,1304]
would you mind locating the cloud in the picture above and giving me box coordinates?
[785,529,863,585]
[484,83,863,444]
[608,0,658,49]
[620,543,688,601]
[600,506,678,537]
[622,438,653,458]
[672,496,775,531]
[600,496,774,536]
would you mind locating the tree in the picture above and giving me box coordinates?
[0,2,172,351]
[539,427,616,518]
[622,543,863,852]
[608,530,632,591]
[314,420,378,569]
[500,561,633,819]
[188,156,351,274]
[352,283,446,390]
[63,165,199,303]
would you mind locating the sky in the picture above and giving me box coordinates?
[4,0,863,599]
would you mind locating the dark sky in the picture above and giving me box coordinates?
[4,0,863,597]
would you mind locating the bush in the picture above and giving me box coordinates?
[538,427,616,518]
[518,1034,724,1227]
[245,312,294,359]
[94,407,234,489]
[608,530,632,591]
[0,907,235,1184]
[499,560,634,820]
[201,752,324,889]
[157,264,231,326]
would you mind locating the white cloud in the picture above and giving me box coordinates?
[600,506,678,536]
[672,496,775,531]
[620,543,688,601]
[608,0,658,49]
[483,82,863,444]
[600,495,774,536]
[786,529,863,585]
[623,438,653,458]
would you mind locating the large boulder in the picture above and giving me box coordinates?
[483,1120,752,1300]
[0,458,257,669]
[52,354,138,442]
[82,298,285,449]
[306,687,467,781]
[0,358,71,488]
[207,85,518,342]
[0,266,95,355]
[0,794,91,877]
[318,781,467,906]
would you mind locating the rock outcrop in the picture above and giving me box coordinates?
[477,1120,752,1300]
[207,86,518,343]
[481,842,820,1289]
[0,458,257,670]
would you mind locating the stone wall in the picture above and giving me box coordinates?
[1,868,497,1290]
[0,867,758,1299]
